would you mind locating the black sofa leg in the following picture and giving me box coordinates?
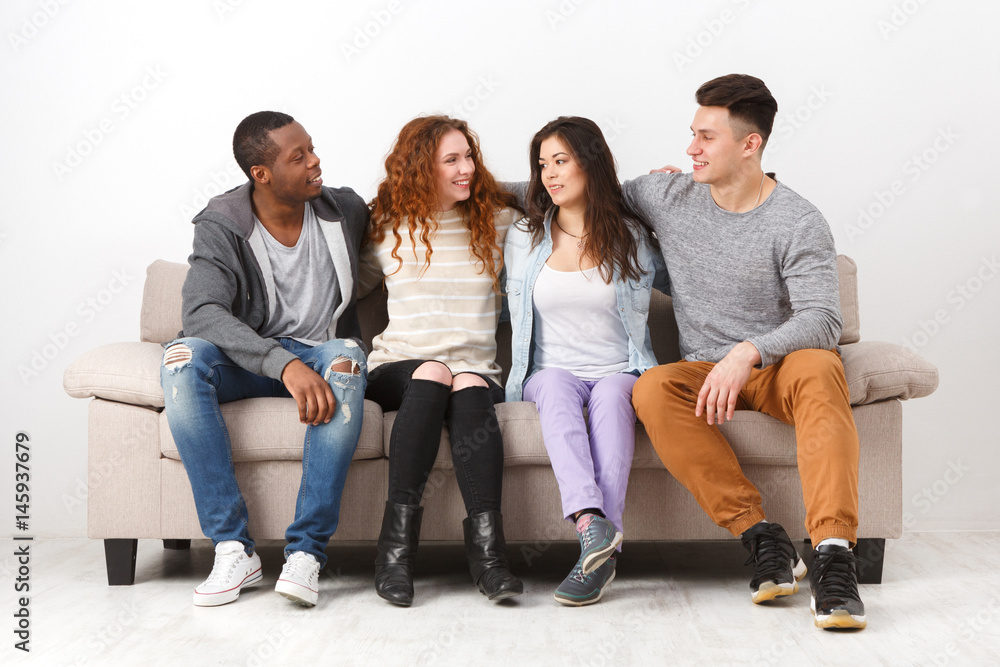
[803,538,886,584]
[104,539,138,586]
[163,539,191,550]
[854,538,886,584]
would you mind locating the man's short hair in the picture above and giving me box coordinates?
[696,74,778,149]
[233,111,295,180]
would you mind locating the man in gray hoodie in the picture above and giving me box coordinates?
[160,111,369,608]
[627,75,866,631]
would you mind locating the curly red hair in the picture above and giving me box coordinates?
[369,115,514,292]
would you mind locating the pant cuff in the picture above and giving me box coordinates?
[808,525,858,547]
[726,507,767,537]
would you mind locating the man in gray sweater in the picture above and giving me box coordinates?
[627,75,866,630]
[161,111,369,608]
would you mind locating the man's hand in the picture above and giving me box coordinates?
[695,342,761,425]
[649,164,683,174]
[282,359,336,425]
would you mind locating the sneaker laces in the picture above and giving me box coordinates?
[284,553,319,583]
[569,555,615,584]
[204,550,245,587]
[813,549,861,603]
[743,526,796,587]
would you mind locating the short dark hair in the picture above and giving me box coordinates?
[695,74,778,149]
[233,111,295,179]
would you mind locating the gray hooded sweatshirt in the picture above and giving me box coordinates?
[179,181,369,380]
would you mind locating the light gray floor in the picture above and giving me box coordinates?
[4,532,1000,666]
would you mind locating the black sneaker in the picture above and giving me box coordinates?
[553,555,616,607]
[810,545,867,630]
[740,522,807,603]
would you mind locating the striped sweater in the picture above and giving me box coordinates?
[360,207,518,377]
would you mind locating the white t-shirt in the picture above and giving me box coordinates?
[530,263,629,380]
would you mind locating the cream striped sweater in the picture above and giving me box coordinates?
[360,207,518,377]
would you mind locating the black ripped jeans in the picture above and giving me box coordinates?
[365,359,505,515]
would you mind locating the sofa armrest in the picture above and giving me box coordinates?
[64,342,165,408]
[841,341,939,405]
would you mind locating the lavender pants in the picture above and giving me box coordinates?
[522,368,639,534]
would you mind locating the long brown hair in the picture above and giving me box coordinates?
[524,116,650,283]
[369,115,513,292]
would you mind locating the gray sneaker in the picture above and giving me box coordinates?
[576,513,623,575]
[554,555,616,607]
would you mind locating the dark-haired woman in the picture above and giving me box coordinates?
[359,115,522,606]
[504,116,667,606]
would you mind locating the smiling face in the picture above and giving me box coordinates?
[538,134,587,212]
[259,121,322,203]
[686,106,751,187]
[434,129,475,211]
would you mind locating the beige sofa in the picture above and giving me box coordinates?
[64,255,938,586]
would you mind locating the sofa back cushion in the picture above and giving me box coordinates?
[140,255,861,366]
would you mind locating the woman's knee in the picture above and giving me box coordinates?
[411,360,453,386]
[451,372,488,392]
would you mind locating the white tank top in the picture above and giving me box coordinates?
[531,263,629,380]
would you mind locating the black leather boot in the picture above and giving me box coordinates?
[463,511,523,601]
[374,501,423,607]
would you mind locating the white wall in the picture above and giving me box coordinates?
[2,0,995,537]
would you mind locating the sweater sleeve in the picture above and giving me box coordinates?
[357,242,384,299]
[180,223,296,380]
[744,212,843,367]
[500,181,529,211]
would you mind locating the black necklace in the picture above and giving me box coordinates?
[554,219,586,249]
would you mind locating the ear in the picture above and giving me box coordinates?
[250,165,269,185]
[743,132,764,158]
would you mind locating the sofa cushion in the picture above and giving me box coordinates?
[383,402,811,470]
[634,411,807,468]
[141,260,188,344]
[64,342,166,408]
[837,255,860,345]
[159,397,385,462]
[841,341,939,405]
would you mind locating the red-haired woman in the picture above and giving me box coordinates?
[359,116,522,607]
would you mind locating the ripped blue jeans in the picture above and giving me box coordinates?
[160,336,367,566]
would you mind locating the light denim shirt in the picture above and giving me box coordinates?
[503,207,669,402]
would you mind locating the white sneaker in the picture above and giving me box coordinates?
[275,551,321,607]
[193,541,262,607]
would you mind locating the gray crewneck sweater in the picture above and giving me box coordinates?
[622,173,842,368]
